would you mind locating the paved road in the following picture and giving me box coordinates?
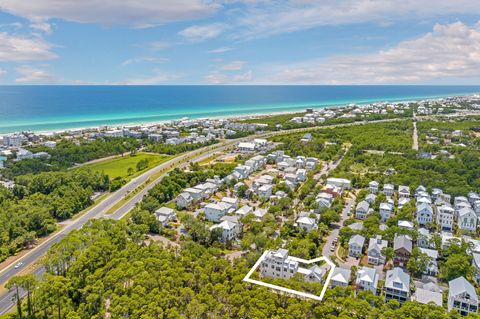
[0,137,246,314]
[322,194,356,258]
[0,114,451,313]
[412,113,419,151]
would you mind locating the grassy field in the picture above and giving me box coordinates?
[81,152,172,180]
[239,112,306,126]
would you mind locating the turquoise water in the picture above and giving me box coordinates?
[0,85,479,133]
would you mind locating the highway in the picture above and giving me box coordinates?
[0,115,432,313]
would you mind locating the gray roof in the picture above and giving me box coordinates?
[331,267,351,284]
[449,277,478,302]
[414,288,443,306]
[416,202,433,214]
[394,235,413,253]
[356,200,370,212]
[385,267,410,291]
[349,234,365,246]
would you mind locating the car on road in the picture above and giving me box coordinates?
[333,237,339,243]
[330,243,335,252]
[14,262,23,269]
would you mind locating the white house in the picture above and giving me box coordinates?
[175,192,193,209]
[384,267,410,303]
[302,265,324,283]
[448,277,478,316]
[204,202,229,221]
[458,207,477,232]
[348,234,365,258]
[379,202,394,222]
[383,183,395,197]
[416,202,433,226]
[437,204,455,231]
[210,220,240,242]
[326,178,351,191]
[154,207,177,226]
[368,235,388,265]
[473,253,480,284]
[356,266,379,294]
[296,215,317,232]
[221,197,239,210]
[369,181,379,194]
[398,186,410,199]
[260,249,298,280]
[257,184,273,200]
[355,201,370,220]
[330,267,351,288]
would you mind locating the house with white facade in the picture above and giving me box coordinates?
[154,207,177,226]
[175,192,193,209]
[204,202,230,221]
[379,202,394,222]
[356,266,379,294]
[437,204,455,231]
[330,267,351,288]
[348,234,365,258]
[260,249,299,280]
[384,267,410,303]
[383,183,395,197]
[368,235,388,265]
[448,277,478,316]
[369,181,379,194]
[458,206,477,232]
[416,202,433,226]
[210,220,240,242]
[398,186,410,199]
[473,253,480,284]
[355,201,370,220]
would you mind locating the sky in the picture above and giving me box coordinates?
[0,0,479,85]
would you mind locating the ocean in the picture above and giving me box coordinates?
[0,85,479,134]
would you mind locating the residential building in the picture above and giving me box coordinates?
[260,249,299,280]
[384,267,410,303]
[154,207,176,226]
[412,282,443,307]
[330,267,351,288]
[393,235,412,267]
[348,234,365,258]
[302,265,324,283]
[437,204,455,231]
[210,220,239,242]
[368,235,388,265]
[175,192,193,209]
[369,181,379,194]
[417,228,433,249]
[458,207,477,232]
[398,186,410,199]
[356,266,379,294]
[204,202,229,221]
[296,215,317,232]
[416,202,433,226]
[379,202,394,222]
[473,253,480,284]
[355,201,370,220]
[448,277,478,316]
[383,183,395,197]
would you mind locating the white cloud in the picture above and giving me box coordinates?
[235,0,480,39]
[0,32,57,61]
[15,65,57,83]
[123,70,181,84]
[264,21,480,84]
[205,69,253,84]
[207,46,233,54]
[0,0,221,28]
[30,22,52,34]
[221,60,246,71]
[148,41,170,51]
[179,23,226,42]
[120,56,169,66]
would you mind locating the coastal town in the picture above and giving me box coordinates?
[0,94,480,317]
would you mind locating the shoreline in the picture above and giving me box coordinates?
[1,92,478,136]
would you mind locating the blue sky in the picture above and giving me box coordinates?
[0,0,479,85]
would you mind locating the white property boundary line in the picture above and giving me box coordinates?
[243,251,336,301]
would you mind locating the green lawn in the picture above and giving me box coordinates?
[82,152,172,180]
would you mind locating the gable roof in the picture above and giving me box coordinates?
[394,235,413,253]
[349,234,365,246]
[449,277,478,302]
[385,267,410,291]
